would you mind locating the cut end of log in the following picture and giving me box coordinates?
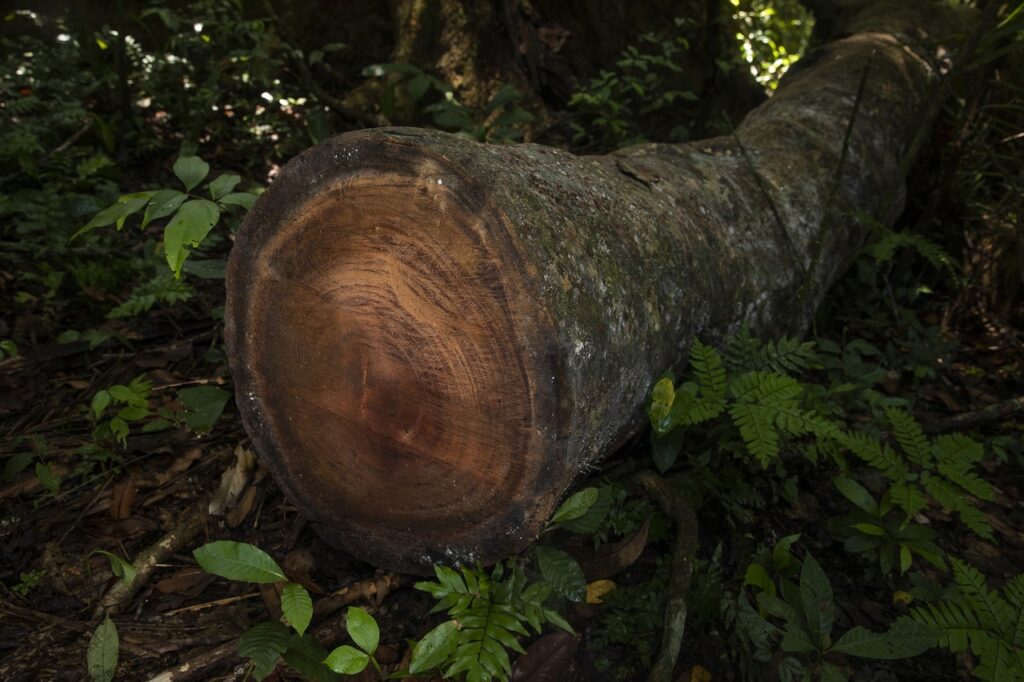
[226,131,563,572]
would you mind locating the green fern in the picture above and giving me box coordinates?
[684,339,728,423]
[887,409,994,539]
[835,430,909,482]
[724,325,821,375]
[649,338,994,539]
[866,229,961,283]
[912,559,1024,681]
[886,408,933,469]
[107,272,194,318]
[414,562,571,681]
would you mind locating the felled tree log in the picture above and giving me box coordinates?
[225,1,963,572]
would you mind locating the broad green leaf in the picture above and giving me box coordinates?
[535,546,586,602]
[2,451,32,482]
[409,620,458,673]
[830,618,935,659]
[899,545,913,574]
[163,199,220,277]
[109,417,130,444]
[778,656,805,682]
[193,540,285,583]
[651,427,684,473]
[799,554,834,647]
[142,189,186,228]
[174,155,210,191]
[76,192,153,238]
[834,476,879,515]
[550,487,598,526]
[35,462,61,493]
[108,384,146,407]
[406,73,432,100]
[285,634,339,682]
[92,550,137,584]
[542,607,576,634]
[181,258,226,279]
[852,523,886,537]
[560,485,614,534]
[239,621,290,680]
[781,622,817,653]
[117,405,150,421]
[87,616,119,682]
[219,192,258,210]
[281,582,313,636]
[324,645,369,674]
[346,606,379,654]
[744,563,776,597]
[772,534,802,570]
[209,173,241,200]
[91,390,111,419]
[177,386,230,433]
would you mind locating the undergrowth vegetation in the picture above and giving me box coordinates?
[2,1,1023,681]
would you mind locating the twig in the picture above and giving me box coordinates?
[0,599,159,659]
[145,638,238,682]
[143,572,405,682]
[95,506,204,616]
[922,395,1024,435]
[161,592,262,617]
[636,471,699,682]
[45,116,94,158]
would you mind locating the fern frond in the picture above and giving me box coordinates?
[888,482,930,519]
[690,339,727,397]
[729,403,779,467]
[730,371,802,406]
[723,326,819,375]
[911,600,985,652]
[1004,575,1024,649]
[761,337,821,374]
[952,558,1014,637]
[723,325,762,372]
[836,431,908,481]
[867,230,960,283]
[886,408,932,469]
[687,339,727,422]
[107,272,194,318]
[944,469,996,504]
[935,434,995,502]
[923,476,994,540]
[773,404,841,440]
[935,433,985,468]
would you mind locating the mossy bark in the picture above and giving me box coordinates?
[226,0,965,572]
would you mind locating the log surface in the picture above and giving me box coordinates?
[225,1,961,572]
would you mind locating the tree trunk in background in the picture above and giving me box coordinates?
[225,0,967,573]
[340,0,754,138]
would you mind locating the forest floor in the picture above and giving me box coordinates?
[2,5,1023,682]
[2,150,1022,682]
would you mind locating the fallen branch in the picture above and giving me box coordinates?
[95,506,204,616]
[636,471,699,682]
[922,395,1024,435]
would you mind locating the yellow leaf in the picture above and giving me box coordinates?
[892,590,913,606]
[681,664,712,682]
[585,579,616,604]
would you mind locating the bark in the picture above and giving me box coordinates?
[225,1,966,573]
